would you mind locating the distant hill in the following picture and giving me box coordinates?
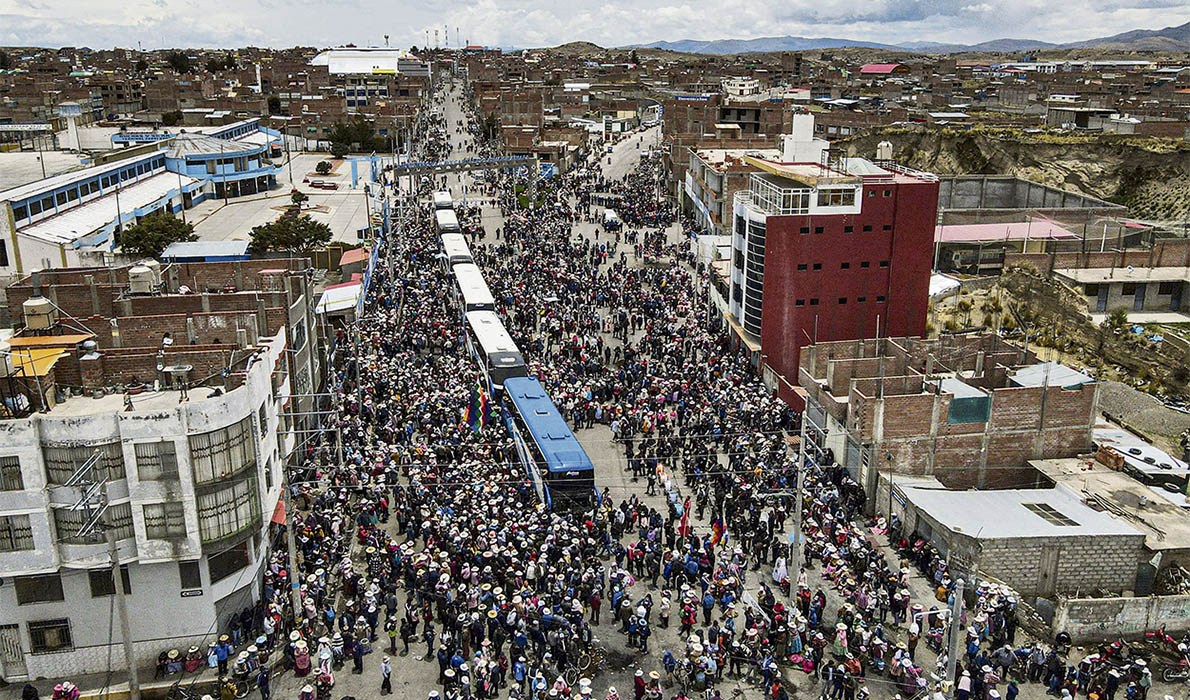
[1069,20,1190,51]
[628,36,899,54]
[622,21,1190,55]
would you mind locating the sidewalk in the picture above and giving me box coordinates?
[0,663,222,700]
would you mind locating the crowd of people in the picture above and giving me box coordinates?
[33,77,1167,700]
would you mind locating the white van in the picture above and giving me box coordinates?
[602,209,621,227]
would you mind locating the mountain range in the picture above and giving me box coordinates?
[626,20,1190,54]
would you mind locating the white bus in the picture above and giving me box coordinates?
[433,191,454,210]
[452,263,496,314]
[440,233,474,273]
[465,310,527,393]
[434,209,461,234]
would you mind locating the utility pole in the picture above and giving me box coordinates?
[282,466,303,625]
[789,415,807,603]
[945,578,965,698]
[105,504,138,700]
[67,452,140,700]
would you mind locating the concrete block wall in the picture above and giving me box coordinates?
[1055,593,1190,643]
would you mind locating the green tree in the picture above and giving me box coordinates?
[290,190,308,209]
[0,51,11,70]
[166,51,193,73]
[315,161,332,175]
[249,216,333,254]
[134,58,148,73]
[328,116,384,156]
[629,50,639,64]
[479,113,500,141]
[267,94,282,115]
[161,110,183,126]
[117,213,197,259]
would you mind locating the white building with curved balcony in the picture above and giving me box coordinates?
[0,331,292,682]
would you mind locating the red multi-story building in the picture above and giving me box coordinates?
[727,115,939,406]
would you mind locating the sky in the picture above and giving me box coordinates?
[1,0,1189,50]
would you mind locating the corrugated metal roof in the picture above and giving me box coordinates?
[1008,361,1094,389]
[903,484,1141,538]
[0,149,164,203]
[161,241,250,259]
[19,172,198,245]
[166,133,260,158]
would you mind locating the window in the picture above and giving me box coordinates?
[1158,282,1178,296]
[12,205,26,221]
[1084,283,1100,296]
[290,321,307,353]
[56,192,67,206]
[882,224,892,231]
[29,200,42,215]
[88,566,131,597]
[1122,283,1138,295]
[795,299,805,307]
[1023,502,1079,527]
[816,188,855,207]
[179,561,202,590]
[0,514,33,552]
[879,260,889,268]
[838,298,848,305]
[862,225,873,232]
[867,190,876,198]
[28,619,72,653]
[134,441,178,480]
[258,404,268,438]
[883,189,892,197]
[196,475,260,545]
[841,262,850,269]
[15,574,64,605]
[0,456,22,490]
[189,417,256,484]
[144,502,186,539]
[799,226,810,235]
[43,442,125,485]
[814,226,824,234]
[876,295,886,302]
[55,502,134,545]
[809,298,819,306]
[208,540,250,583]
[797,264,807,271]
[812,263,822,270]
[860,261,870,268]
[857,296,867,303]
[206,160,217,175]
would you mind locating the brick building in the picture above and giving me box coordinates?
[798,333,1100,506]
[0,260,325,681]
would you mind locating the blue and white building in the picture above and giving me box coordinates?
[0,120,284,277]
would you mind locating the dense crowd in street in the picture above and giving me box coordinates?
[29,78,1175,700]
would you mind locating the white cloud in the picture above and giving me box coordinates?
[0,0,1188,49]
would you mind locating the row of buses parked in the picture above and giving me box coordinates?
[432,192,597,512]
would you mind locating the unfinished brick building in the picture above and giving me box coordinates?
[798,333,1100,510]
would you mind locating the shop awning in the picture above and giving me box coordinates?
[271,497,286,525]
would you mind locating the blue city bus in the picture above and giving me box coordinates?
[502,377,598,512]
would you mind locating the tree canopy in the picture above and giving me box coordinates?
[166,51,193,73]
[249,216,333,255]
[117,213,197,259]
[328,116,385,157]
